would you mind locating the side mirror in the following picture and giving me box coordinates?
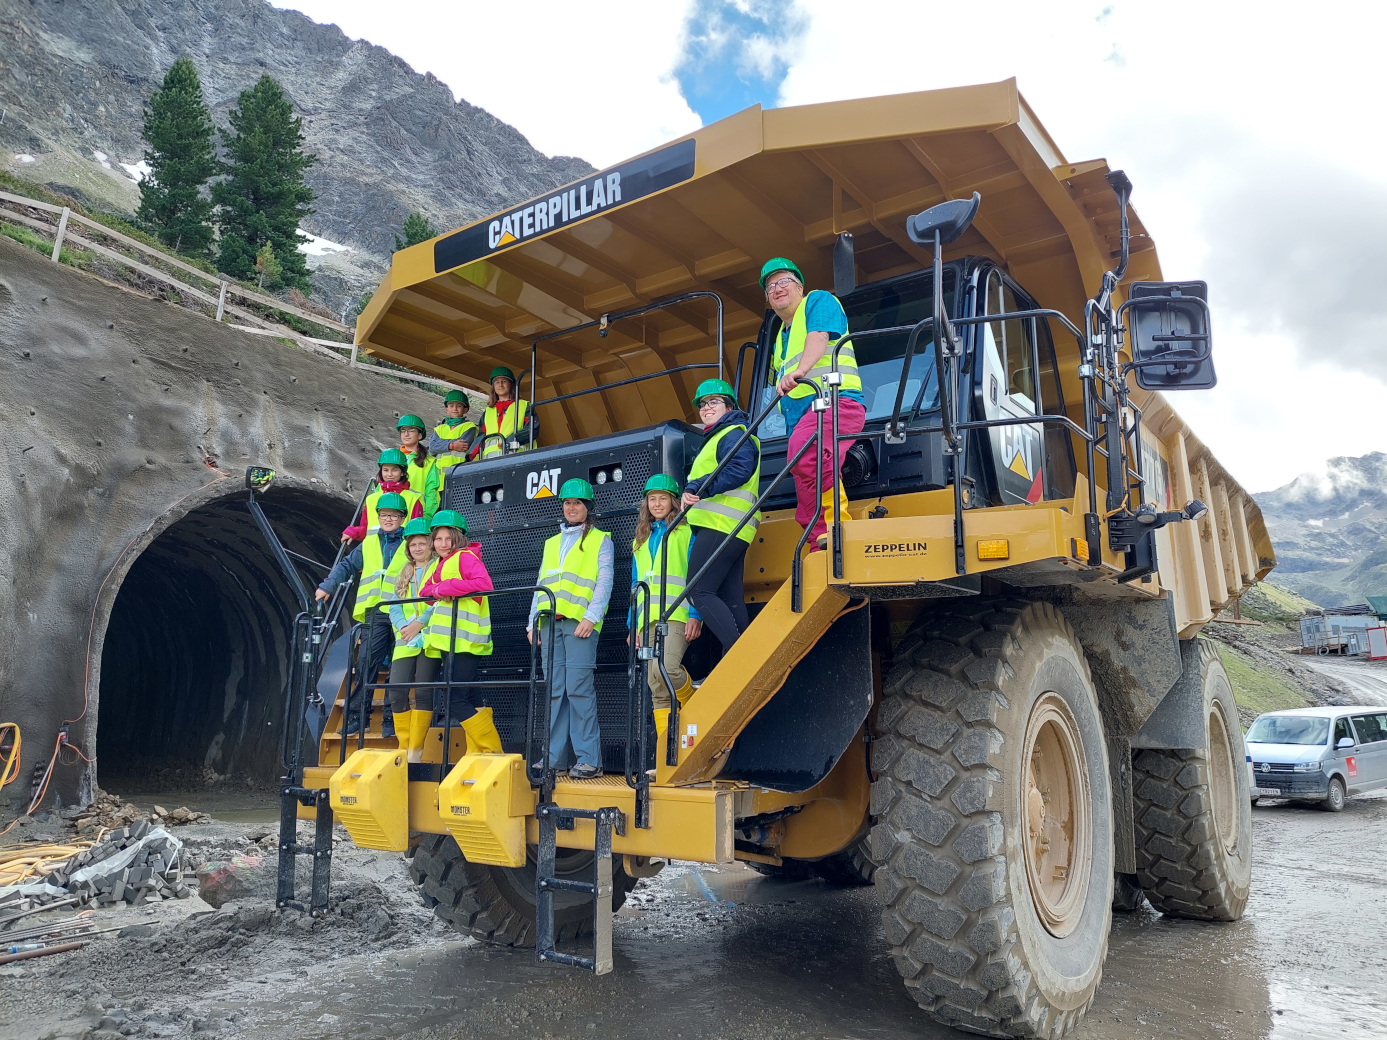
[906,192,980,247]
[246,466,277,491]
[832,232,856,297]
[1338,736,1355,749]
[1120,281,1216,391]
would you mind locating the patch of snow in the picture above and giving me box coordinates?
[92,149,111,169]
[298,229,350,256]
[120,160,151,183]
[1306,519,1325,527]
[15,153,34,164]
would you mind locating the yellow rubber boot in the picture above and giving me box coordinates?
[673,673,694,707]
[654,708,670,741]
[406,709,432,764]
[461,706,504,754]
[818,485,849,548]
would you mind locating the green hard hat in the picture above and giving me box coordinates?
[644,474,681,497]
[397,413,426,431]
[559,477,595,502]
[401,517,431,538]
[444,390,468,405]
[489,366,516,383]
[692,378,737,407]
[376,492,408,515]
[429,509,468,533]
[377,448,408,467]
[759,257,804,289]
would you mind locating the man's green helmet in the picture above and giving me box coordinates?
[397,413,426,431]
[759,257,804,289]
[444,390,468,405]
[644,474,681,497]
[401,517,431,538]
[692,378,737,408]
[376,492,408,515]
[489,366,516,384]
[429,509,468,533]
[377,448,408,467]
[558,477,595,503]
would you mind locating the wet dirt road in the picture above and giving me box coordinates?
[1302,657,1387,706]
[173,792,1387,1040]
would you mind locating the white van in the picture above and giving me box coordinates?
[1246,706,1387,811]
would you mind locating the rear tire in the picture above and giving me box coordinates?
[1322,777,1346,812]
[409,834,637,947]
[871,600,1112,1038]
[746,838,875,886]
[1132,640,1252,921]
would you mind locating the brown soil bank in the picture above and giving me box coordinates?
[0,237,443,811]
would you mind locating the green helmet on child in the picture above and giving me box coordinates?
[444,390,468,405]
[643,474,681,497]
[692,378,737,408]
[558,478,595,503]
[429,509,468,534]
[377,448,408,467]
[376,492,408,516]
[397,414,426,432]
[401,517,431,538]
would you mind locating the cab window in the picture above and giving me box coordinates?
[984,271,1036,408]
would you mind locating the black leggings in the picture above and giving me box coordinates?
[688,527,749,653]
[386,652,480,722]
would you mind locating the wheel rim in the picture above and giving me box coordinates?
[1331,781,1344,809]
[1022,692,1092,938]
[1207,704,1238,853]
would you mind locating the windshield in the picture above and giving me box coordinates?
[1246,716,1330,746]
[843,270,956,423]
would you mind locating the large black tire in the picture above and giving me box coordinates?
[748,837,876,885]
[1132,640,1252,921]
[871,600,1113,1038]
[409,834,637,947]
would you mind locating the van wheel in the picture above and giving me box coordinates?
[409,834,637,946]
[1133,640,1252,921]
[1322,777,1346,812]
[871,600,1112,1038]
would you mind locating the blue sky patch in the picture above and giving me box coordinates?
[674,0,809,125]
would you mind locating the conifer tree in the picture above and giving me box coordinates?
[214,75,316,292]
[136,57,216,258]
[395,211,437,252]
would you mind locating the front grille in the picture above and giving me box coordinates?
[1252,765,1327,796]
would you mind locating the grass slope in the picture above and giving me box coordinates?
[1215,640,1309,717]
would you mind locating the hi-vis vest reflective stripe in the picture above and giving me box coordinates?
[481,400,531,459]
[632,521,692,627]
[384,563,430,661]
[423,550,493,655]
[365,488,421,536]
[686,426,761,544]
[354,534,408,623]
[773,293,861,399]
[538,528,612,632]
[433,420,477,470]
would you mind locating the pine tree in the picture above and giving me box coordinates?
[213,75,317,293]
[395,211,437,252]
[136,57,216,258]
[255,242,283,290]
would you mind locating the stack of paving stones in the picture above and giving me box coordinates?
[54,822,193,907]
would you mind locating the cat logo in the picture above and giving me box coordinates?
[526,468,563,499]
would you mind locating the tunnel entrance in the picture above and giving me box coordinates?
[96,485,348,793]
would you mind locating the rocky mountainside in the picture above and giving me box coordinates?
[0,0,592,309]
[1254,452,1387,607]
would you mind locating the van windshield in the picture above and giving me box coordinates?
[1246,716,1330,746]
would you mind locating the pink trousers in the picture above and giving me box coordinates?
[787,397,866,543]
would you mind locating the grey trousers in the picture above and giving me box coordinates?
[643,619,690,711]
[543,616,602,770]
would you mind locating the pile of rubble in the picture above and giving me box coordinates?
[71,791,210,834]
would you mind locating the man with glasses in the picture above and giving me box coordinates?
[761,258,864,549]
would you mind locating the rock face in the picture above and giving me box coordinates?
[0,0,593,307]
[0,236,448,808]
[1254,452,1387,607]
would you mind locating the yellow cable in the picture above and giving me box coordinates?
[0,839,99,887]
[0,724,17,789]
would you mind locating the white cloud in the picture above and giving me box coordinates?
[275,1,700,167]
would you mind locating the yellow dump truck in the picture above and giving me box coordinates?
[258,79,1273,1039]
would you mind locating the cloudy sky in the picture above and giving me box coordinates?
[280,0,1387,495]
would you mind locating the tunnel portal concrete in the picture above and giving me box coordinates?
[0,237,449,810]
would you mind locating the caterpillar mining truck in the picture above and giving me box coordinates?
[255,79,1274,1038]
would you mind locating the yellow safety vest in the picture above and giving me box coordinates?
[354,533,409,623]
[538,527,612,632]
[632,521,692,627]
[433,420,477,470]
[686,426,761,544]
[383,560,432,661]
[772,292,861,399]
[423,549,493,655]
[364,487,421,536]
[480,400,532,459]
[404,452,439,523]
